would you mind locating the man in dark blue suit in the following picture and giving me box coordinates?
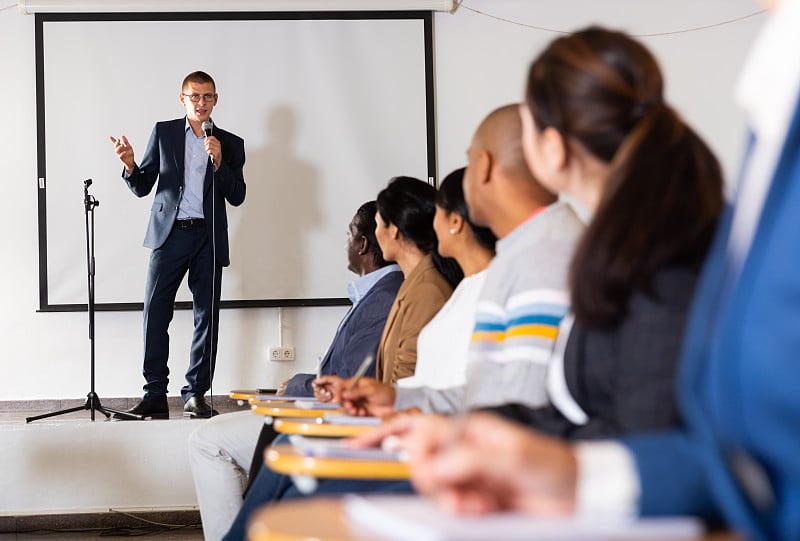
[110,71,246,419]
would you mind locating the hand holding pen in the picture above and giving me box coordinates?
[312,375,344,403]
[339,377,397,417]
[313,354,373,403]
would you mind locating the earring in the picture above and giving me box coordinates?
[449,228,457,235]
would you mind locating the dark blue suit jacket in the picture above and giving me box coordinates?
[284,269,404,396]
[622,96,800,540]
[124,117,246,267]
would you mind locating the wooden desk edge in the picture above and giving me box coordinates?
[265,444,410,480]
[273,418,375,437]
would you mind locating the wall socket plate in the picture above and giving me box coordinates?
[269,346,295,361]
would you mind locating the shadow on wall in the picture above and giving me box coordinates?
[231,104,322,300]
[227,105,322,379]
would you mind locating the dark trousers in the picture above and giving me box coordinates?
[142,224,222,402]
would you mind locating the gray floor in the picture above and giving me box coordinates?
[0,395,243,424]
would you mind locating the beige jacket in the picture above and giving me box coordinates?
[375,254,453,383]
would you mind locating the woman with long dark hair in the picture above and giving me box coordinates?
[371,176,462,382]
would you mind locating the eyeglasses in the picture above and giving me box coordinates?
[182,93,216,103]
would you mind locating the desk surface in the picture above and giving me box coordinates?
[273,418,376,438]
[247,498,742,541]
[248,498,353,541]
[252,404,344,418]
[229,389,259,402]
[265,443,410,480]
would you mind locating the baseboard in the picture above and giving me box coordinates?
[0,508,201,533]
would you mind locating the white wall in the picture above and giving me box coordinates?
[434,0,764,182]
[0,0,765,401]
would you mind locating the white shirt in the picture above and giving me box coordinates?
[396,270,487,390]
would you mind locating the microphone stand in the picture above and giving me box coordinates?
[27,179,142,422]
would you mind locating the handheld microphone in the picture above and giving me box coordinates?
[201,120,214,164]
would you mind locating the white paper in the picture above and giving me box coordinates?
[344,495,704,541]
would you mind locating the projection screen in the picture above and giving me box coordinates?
[35,11,434,311]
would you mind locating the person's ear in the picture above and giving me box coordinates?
[389,223,400,240]
[476,148,492,186]
[449,212,465,235]
[541,126,568,173]
[357,235,369,256]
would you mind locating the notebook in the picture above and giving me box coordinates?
[344,495,704,541]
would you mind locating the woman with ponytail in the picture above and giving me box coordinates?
[479,26,725,437]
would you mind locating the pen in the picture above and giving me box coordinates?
[344,353,375,394]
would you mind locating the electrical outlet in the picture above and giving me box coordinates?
[269,346,295,361]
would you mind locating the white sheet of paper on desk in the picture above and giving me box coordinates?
[323,414,382,426]
[288,435,404,461]
[344,495,704,541]
[292,400,341,410]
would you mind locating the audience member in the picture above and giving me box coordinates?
[187,201,402,541]
[483,21,724,437]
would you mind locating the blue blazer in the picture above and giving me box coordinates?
[124,117,246,267]
[622,96,800,540]
[284,269,404,396]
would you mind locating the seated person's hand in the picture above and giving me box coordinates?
[312,375,344,402]
[275,379,289,397]
[402,412,579,516]
[340,377,396,417]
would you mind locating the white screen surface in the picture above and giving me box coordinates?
[38,13,432,307]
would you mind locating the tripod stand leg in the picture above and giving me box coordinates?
[85,392,144,421]
[26,405,87,423]
[25,392,145,423]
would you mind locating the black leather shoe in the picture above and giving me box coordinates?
[183,396,219,419]
[113,397,169,420]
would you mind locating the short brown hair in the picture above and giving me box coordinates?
[182,71,216,92]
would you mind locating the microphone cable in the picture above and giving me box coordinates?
[202,120,216,418]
